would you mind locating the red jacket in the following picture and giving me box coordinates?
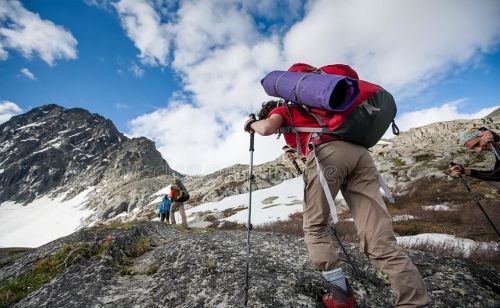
[169,188,178,201]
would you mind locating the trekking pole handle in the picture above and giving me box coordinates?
[249,114,256,152]
[489,141,500,161]
[292,160,302,175]
[449,161,471,190]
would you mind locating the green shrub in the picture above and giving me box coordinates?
[201,258,217,271]
[118,265,133,275]
[393,156,406,167]
[145,265,159,275]
[125,237,151,257]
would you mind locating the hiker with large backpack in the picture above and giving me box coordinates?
[244,63,430,307]
[169,178,190,226]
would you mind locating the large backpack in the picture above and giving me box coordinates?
[171,178,190,202]
[261,63,399,149]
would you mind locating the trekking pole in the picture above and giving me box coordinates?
[450,162,500,238]
[244,114,256,306]
[292,160,302,175]
[328,224,370,298]
[328,225,362,278]
[489,141,500,161]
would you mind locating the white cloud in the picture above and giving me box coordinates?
[129,103,283,175]
[129,62,145,77]
[0,0,78,66]
[20,68,36,80]
[284,0,500,94]
[84,0,114,11]
[113,0,172,66]
[396,99,499,132]
[116,103,129,110]
[0,101,22,124]
[124,0,500,174]
[0,41,7,60]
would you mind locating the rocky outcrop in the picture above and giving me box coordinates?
[0,222,498,307]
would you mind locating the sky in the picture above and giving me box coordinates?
[1,0,500,175]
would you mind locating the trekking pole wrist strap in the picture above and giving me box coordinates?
[245,119,257,131]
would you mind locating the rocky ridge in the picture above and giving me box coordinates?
[0,221,498,307]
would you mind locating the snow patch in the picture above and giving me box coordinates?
[152,185,172,197]
[0,169,4,174]
[15,122,46,130]
[422,204,452,211]
[0,187,96,248]
[392,214,416,222]
[19,137,39,142]
[397,233,499,257]
[187,178,299,225]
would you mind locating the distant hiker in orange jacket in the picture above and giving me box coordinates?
[169,185,187,226]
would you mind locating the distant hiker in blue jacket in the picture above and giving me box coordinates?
[158,195,171,223]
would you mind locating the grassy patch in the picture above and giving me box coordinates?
[118,263,158,276]
[0,248,31,268]
[201,258,217,271]
[255,216,304,237]
[218,221,246,230]
[118,264,134,275]
[414,153,435,162]
[393,221,458,236]
[125,237,151,258]
[261,196,279,205]
[393,156,406,167]
[400,239,500,264]
[0,243,93,307]
[262,203,281,209]
[92,221,138,230]
[285,199,302,206]
[173,225,192,232]
[222,206,247,218]
[205,214,219,221]
[145,264,159,275]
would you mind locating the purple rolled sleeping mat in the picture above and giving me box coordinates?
[261,70,360,112]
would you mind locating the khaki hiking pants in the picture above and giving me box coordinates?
[303,140,431,307]
[170,202,187,226]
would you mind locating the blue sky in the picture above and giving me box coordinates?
[1,0,500,174]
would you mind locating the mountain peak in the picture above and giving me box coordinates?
[0,105,176,208]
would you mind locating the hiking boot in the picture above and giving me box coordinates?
[322,283,357,308]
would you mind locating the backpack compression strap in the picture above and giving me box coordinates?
[279,126,332,134]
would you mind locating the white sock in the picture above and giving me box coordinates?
[323,268,347,291]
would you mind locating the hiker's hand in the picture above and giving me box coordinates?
[480,131,494,145]
[285,151,300,161]
[244,118,256,133]
[450,164,470,177]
